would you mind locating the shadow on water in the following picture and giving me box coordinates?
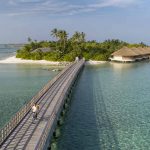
[57,66,100,150]
[57,62,150,150]
[92,66,120,150]
[57,65,120,150]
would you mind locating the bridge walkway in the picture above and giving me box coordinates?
[0,60,84,150]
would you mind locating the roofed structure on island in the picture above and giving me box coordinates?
[31,47,53,53]
[110,47,150,62]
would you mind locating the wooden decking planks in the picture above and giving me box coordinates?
[0,60,84,150]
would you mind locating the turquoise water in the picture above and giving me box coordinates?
[57,62,150,150]
[0,48,16,60]
[0,64,59,129]
[0,48,60,129]
[1,46,150,149]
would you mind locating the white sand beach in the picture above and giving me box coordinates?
[0,56,107,65]
[0,56,62,65]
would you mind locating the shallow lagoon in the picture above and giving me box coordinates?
[0,63,59,129]
[57,62,150,150]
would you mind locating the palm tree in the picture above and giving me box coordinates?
[70,31,86,58]
[27,37,32,43]
[62,30,68,53]
[80,32,86,43]
[71,31,86,43]
[51,28,58,38]
[57,30,68,53]
[71,31,81,43]
[51,28,59,50]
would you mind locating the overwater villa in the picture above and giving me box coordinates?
[110,47,150,62]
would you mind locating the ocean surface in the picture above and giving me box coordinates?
[0,47,59,128]
[1,47,150,150]
[0,47,16,60]
[57,62,150,150]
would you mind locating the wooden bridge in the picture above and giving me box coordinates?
[0,60,85,150]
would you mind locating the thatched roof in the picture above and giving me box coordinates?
[31,47,52,53]
[111,47,150,57]
[140,47,150,54]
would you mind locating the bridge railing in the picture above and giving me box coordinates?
[0,62,75,146]
[36,60,85,150]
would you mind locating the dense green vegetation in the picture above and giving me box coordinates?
[16,29,147,61]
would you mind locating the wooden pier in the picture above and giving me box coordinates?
[0,60,85,150]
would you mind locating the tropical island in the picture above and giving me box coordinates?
[16,28,148,62]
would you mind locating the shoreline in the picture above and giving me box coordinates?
[0,56,107,65]
[0,56,67,65]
